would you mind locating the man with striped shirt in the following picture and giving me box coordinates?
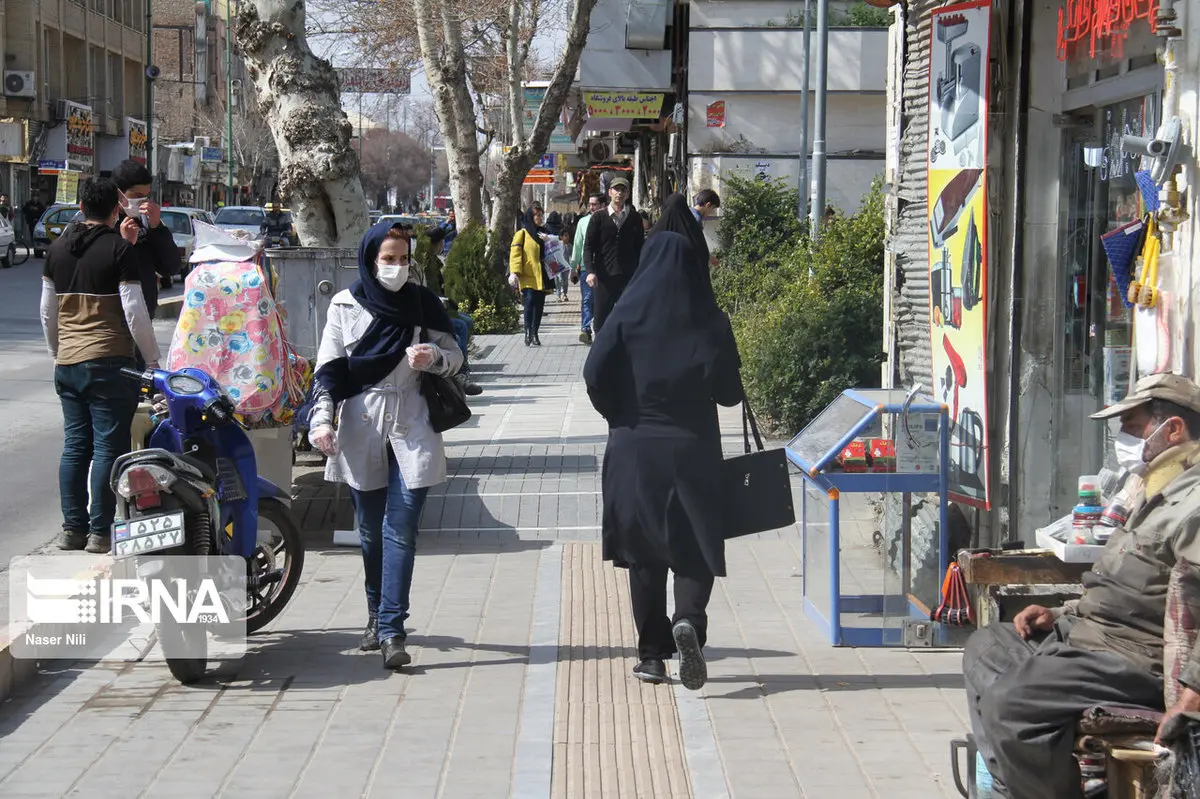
[40,177,161,554]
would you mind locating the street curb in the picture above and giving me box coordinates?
[154,296,184,321]
[0,557,134,706]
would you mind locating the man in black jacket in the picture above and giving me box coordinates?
[584,175,644,333]
[111,160,181,318]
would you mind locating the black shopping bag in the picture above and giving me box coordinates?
[723,403,796,539]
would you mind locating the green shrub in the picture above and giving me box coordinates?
[711,175,805,315]
[443,223,520,334]
[730,179,887,434]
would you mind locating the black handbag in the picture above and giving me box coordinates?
[723,403,796,539]
[417,326,471,433]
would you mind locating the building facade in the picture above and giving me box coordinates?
[884,0,1199,548]
[151,0,270,210]
[685,0,888,213]
[0,0,150,209]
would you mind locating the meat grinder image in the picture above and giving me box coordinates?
[935,13,982,155]
[931,248,964,330]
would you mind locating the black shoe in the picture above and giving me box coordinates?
[579,330,592,345]
[524,330,532,347]
[381,635,412,669]
[360,616,380,651]
[672,620,707,690]
[532,333,542,346]
[56,530,88,551]
[455,373,483,396]
[84,534,111,554]
[632,658,666,684]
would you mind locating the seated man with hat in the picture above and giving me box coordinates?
[963,372,1200,799]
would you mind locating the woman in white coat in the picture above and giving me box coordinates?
[309,221,463,669]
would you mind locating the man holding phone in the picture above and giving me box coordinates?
[111,160,181,321]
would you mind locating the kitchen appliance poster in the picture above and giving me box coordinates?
[927,0,991,508]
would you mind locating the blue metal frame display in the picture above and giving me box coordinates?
[786,388,950,647]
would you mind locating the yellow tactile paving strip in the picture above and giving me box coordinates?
[553,542,692,798]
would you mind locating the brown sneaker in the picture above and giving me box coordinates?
[56,530,88,551]
[84,534,112,554]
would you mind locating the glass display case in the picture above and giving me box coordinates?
[786,388,950,646]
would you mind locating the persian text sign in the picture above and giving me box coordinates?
[706,101,726,128]
[1056,0,1158,61]
[336,68,411,94]
[582,92,665,119]
[522,87,575,153]
[126,118,148,165]
[64,101,94,172]
[927,0,992,508]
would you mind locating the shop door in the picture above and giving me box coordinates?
[1052,92,1158,513]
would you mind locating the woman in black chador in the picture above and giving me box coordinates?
[583,193,744,689]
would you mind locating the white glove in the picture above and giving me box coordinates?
[508,273,520,289]
[309,424,338,456]
[586,273,597,288]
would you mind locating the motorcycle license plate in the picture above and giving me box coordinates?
[112,511,186,559]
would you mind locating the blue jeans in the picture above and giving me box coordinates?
[580,272,594,332]
[451,314,471,371]
[54,357,140,535]
[349,450,430,642]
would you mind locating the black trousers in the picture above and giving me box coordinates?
[963,619,1162,799]
[591,276,628,335]
[522,288,546,334]
[628,564,714,661]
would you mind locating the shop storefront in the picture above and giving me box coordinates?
[884,0,1193,546]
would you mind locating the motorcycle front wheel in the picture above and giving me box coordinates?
[244,497,305,634]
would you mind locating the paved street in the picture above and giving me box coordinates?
[0,295,969,797]
[0,257,179,622]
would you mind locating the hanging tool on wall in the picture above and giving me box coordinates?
[1128,217,1160,309]
[932,562,973,627]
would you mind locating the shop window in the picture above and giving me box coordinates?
[1052,90,1159,512]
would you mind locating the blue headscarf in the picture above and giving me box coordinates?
[314,221,454,404]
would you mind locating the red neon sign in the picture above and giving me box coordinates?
[1057,0,1158,61]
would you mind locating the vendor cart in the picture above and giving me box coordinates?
[785,387,951,646]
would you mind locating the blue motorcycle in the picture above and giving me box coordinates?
[110,366,305,684]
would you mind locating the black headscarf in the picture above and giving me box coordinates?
[584,231,733,423]
[314,221,454,404]
[521,207,545,262]
[650,193,711,276]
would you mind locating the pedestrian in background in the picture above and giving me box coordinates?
[41,177,161,554]
[509,206,554,347]
[584,193,744,690]
[309,222,464,670]
[571,193,603,345]
[584,176,644,334]
[692,189,720,224]
[111,160,181,318]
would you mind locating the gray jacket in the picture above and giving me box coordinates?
[311,289,464,492]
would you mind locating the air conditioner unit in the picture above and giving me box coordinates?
[587,139,611,162]
[4,71,36,99]
[193,136,211,148]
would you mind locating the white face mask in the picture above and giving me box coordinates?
[1113,420,1168,473]
[376,262,409,291]
[1112,432,1148,474]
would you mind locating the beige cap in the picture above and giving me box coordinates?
[609,176,630,189]
[1090,372,1200,419]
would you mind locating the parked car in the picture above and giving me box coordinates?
[160,208,215,272]
[212,205,267,237]
[0,215,16,267]
[33,204,80,257]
